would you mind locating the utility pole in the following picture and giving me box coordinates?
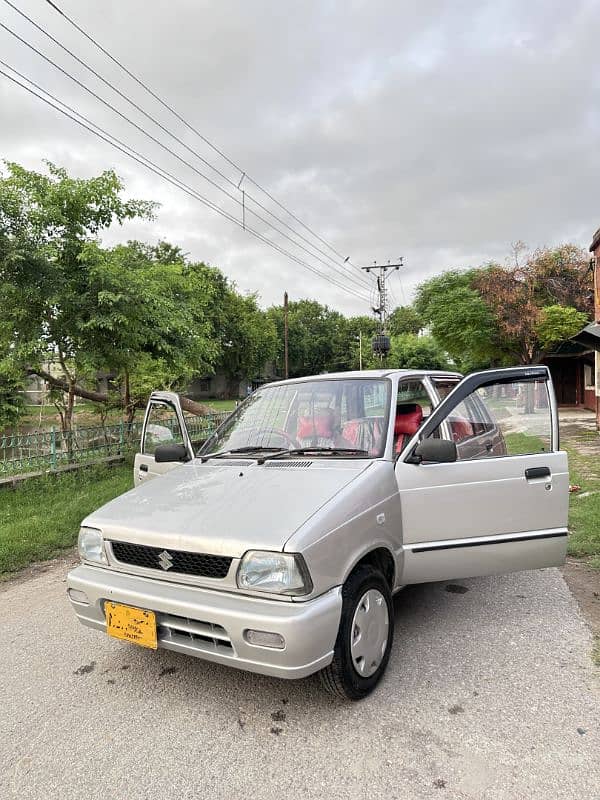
[359,331,363,370]
[361,259,402,333]
[361,259,403,360]
[283,291,289,379]
[355,331,363,370]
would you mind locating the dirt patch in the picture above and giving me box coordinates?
[561,558,600,638]
[0,550,78,590]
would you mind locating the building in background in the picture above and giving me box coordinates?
[571,226,600,427]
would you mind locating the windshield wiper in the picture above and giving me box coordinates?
[200,446,284,463]
[262,447,369,461]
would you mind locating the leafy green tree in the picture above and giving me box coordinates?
[0,161,155,434]
[535,305,589,352]
[215,289,277,396]
[0,365,23,430]
[267,300,348,377]
[388,305,424,336]
[473,245,592,363]
[364,334,450,370]
[414,270,504,370]
[341,316,380,370]
[78,241,220,419]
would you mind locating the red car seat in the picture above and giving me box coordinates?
[394,403,423,454]
[297,413,335,442]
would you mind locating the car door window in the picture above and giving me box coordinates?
[427,376,552,460]
[394,379,432,454]
[143,401,185,455]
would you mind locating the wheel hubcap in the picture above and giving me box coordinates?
[350,588,389,678]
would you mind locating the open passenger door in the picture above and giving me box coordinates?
[134,392,194,484]
[395,366,569,584]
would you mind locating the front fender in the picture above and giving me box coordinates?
[285,461,403,599]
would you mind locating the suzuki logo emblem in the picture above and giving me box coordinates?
[158,550,174,571]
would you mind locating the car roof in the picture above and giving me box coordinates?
[262,369,463,388]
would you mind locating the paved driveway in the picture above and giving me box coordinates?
[1,558,598,800]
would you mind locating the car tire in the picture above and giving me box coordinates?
[319,565,394,701]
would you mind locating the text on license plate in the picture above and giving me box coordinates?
[105,602,157,649]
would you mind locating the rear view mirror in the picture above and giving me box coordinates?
[154,443,190,463]
[412,438,457,464]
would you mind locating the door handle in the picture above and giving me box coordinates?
[525,466,550,480]
[139,463,148,473]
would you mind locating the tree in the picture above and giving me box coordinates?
[343,316,380,370]
[534,305,589,352]
[414,270,504,370]
[473,244,593,363]
[364,334,450,370]
[0,161,155,435]
[266,300,349,377]
[387,305,424,336]
[77,241,220,420]
[214,289,277,396]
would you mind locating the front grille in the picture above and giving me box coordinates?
[110,541,232,579]
[157,613,233,652]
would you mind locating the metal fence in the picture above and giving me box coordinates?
[0,412,230,476]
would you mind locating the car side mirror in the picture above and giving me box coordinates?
[154,443,190,463]
[411,438,457,464]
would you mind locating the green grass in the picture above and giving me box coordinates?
[0,461,133,576]
[203,399,237,412]
[565,444,600,569]
[503,431,547,455]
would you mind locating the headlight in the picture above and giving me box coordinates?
[78,526,107,564]
[237,551,312,596]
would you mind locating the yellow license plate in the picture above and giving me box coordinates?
[105,602,157,649]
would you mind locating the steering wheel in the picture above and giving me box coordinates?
[232,426,300,450]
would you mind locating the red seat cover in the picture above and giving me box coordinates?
[394,403,423,453]
[449,417,474,442]
[297,413,334,440]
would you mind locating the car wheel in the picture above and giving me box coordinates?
[319,565,394,700]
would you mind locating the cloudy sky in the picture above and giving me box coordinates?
[1,0,599,316]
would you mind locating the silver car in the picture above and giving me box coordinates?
[67,366,568,700]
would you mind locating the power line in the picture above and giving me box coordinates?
[0,14,370,295]
[0,64,371,303]
[42,0,367,279]
[2,0,370,291]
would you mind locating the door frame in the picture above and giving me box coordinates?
[399,365,559,462]
[140,391,194,461]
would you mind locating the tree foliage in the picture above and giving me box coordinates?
[414,270,502,370]
[535,305,589,351]
[473,244,592,363]
[372,334,449,370]
[0,161,157,432]
[0,161,278,429]
[387,305,424,336]
[267,300,349,377]
[415,245,593,368]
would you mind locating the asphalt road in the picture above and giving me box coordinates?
[1,558,598,800]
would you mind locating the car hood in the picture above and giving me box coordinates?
[83,459,372,558]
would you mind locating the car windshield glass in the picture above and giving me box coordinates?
[198,378,391,458]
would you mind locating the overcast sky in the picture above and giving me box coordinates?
[1,0,599,316]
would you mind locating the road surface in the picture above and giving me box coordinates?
[1,557,598,800]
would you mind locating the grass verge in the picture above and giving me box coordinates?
[564,444,600,569]
[0,461,133,576]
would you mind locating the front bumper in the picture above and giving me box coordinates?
[67,565,342,680]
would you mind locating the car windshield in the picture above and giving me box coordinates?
[199,378,391,458]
